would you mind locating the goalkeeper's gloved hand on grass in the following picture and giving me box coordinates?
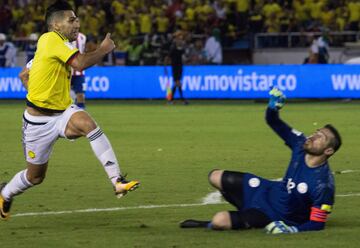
[265,221,299,234]
[268,87,286,110]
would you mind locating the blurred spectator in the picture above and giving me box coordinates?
[187,38,206,65]
[25,33,38,63]
[303,33,329,64]
[317,33,330,64]
[235,0,250,32]
[139,6,153,35]
[156,10,170,34]
[204,28,223,64]
[142,34,159,65]
[248,4,264,33]
[0,2,12,33]
[303,34,319,64]
[347,0,360,31]
[0,33,17,67]
[126,37,144,65]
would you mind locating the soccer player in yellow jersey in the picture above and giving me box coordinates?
[0,0,139,220]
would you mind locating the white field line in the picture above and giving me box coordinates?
[12,202,222,218]
[11,169,360,218]
[11,192,360,218]
[333,169,360,174]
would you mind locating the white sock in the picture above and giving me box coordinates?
[1,169,33,201]
[87,127,121,186]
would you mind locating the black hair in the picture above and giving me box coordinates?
[324,124,342,152]
[45,0,73,27]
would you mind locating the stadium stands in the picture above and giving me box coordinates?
[0,0,359,66]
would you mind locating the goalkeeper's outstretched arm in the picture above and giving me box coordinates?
[265,88,303,149]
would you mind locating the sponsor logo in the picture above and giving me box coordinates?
[331,74,360,90]
[104,161,115,167]
[286,178,296,194]
[159,69,297,92]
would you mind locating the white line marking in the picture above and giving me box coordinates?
[11,192,360,218]
[12,202,223,218]
[10,169,360,218]
[334,169,360,174]
[336,193,360,197]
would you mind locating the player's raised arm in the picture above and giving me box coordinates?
[69,33,115,71]
[265,87,305,149]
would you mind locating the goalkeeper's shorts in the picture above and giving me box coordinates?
[22,104,84,164]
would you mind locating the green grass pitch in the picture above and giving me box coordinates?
[0,100,359,248]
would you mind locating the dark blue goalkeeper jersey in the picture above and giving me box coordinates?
[241,108,335,229]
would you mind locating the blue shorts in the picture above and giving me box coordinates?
[71,75,85,94]
[221,171,280,221]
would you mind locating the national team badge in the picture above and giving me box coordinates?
[28,150,36,159]
[249,178,260,188]
[297,182,308,194]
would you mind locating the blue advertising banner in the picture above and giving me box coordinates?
[1,65,359,99]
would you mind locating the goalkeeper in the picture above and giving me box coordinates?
[180,87,342,234]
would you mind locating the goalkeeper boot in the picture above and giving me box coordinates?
[0,183,12,220]
[114,176,140,198]
[180,219,210,228]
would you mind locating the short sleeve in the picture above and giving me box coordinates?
[50,33,79,63]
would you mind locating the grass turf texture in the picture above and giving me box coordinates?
[0,100,359,248]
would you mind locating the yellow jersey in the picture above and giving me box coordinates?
[27,31,79,112]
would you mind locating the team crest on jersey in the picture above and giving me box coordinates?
[297,182,308,194]
[28,150,36,159]
[64,41,76,50]
[248,177,260,188]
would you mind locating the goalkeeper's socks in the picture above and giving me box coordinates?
[1,169,33,200]
[87,127,121,186]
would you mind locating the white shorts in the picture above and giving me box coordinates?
[22,104,84,164]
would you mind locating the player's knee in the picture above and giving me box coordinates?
[27,174,45,185]
[208,169,223,189]
[211,211,232,230]
[73,112,97,135]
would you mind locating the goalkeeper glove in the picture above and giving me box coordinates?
[265,221,299,234]
[268,87,286,110]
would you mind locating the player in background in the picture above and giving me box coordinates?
[71,32,87,108]
[180,87,342,234]
[165,31,189,105]
[0,0,139,221]
[25,33,38,63]
[0,33,17,67]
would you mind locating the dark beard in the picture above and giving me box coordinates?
[303,145,323,156]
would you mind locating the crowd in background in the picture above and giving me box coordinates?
[0,0,359,66]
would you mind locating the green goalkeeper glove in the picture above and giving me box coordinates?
[265,221,299,234]
[268,87,286,110]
